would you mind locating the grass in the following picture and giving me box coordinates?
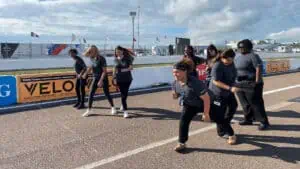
[0,63,175,75]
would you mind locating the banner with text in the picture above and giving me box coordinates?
[265,60,290,74]
[17,71,117,103]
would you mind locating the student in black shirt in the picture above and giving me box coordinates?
[209,49,240,145]
[182,45,206,78]
[172,59,211,152]
[112,46,134,118]
[69,49,87,109]
[234,39,270,130]
[81,45,116,117]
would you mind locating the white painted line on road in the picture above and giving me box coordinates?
[263,84,300,95]
[74,125,216,169]
[75,85,300,169]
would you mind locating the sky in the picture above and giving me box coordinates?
[0,0,300,48]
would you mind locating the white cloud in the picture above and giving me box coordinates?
[267,27,300,41]
[0,0,300,46]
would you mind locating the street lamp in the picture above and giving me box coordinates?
[129,11,136,52]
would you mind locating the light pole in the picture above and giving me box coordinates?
[129,11,136,52]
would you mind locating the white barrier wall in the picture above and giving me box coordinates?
[0,56,183,71]
[130,66,173,89]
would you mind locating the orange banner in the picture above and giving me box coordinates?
[17,71,117,103]
[266,60,290,74]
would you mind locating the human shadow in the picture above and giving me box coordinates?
[182,134,300,164]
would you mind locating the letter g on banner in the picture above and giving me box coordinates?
[0,76,17,107]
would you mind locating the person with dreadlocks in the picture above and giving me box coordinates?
[182,45,206,77]
[172,59,211,152]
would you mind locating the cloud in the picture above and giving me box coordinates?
[267,27,300,41]
[0,0,300,46]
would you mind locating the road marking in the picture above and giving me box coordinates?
[75,85,300,169]
[263,84,300,95]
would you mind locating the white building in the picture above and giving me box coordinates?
[277,46,292,53]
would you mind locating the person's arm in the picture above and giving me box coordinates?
[171,81,179,99]
[97,57,107,87]
[121,65,133,72]
[213,80,240,93]
[251,54,263,84]
[200,92,210,122]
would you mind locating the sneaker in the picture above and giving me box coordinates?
[239,120,253,126]
[119,105,124,111]
[258,123,270,130]
[227,135,237,145]
[82,109,91,117]
[73,102,80,108]
[123,111,129,118]
[174,143,186,152]
[111,107,117,115]
[77,104,85,110]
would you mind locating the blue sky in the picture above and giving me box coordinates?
[0,0,300,48]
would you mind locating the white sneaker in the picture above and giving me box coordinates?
[82,109,91,117]
[119,105,124,111]
[111,107,117,115]
[124,111,129,118]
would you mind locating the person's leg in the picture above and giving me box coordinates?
[175,105,199,151]
[74,78,81,107]
[119,81,132,110]
[178,106,199,144]
[82,77,99,117]
[226,94,238,123]
[88,78,99,109]
[102,78,114,107]
[77,78,86,109]
[253,83,270,130]
[236,91,254,124]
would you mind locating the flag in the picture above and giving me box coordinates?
[133,37,136,42]
[30,32,39,38]
[71,33,76,42]
[83,38,87,43]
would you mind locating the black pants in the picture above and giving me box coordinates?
[88,77,114,109]
[236,83,269,124]
[179,105,203,144]
[210,93,237,137]
[118,81,132,110]
[75,78,86,105]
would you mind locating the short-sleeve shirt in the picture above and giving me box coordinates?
[234,52,263,82]
[209,61,237,98]
[173,76,207,108]
[90,55,107,78]
[115,58,133,83]
[74,56,86,74]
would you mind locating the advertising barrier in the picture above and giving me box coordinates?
[17,71,117,103]
[0,76,17,107]
[265,60,290,74]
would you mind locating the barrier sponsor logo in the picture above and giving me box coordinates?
[0,76,17,106]
[17,71,117,103]
[196,64,207,81]
[266,60,290,74]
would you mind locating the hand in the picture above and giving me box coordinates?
[230,87,241,93]
[112,79,117,86]
[172,92,179,99]
[202,114,211,122]
[97,80,103,87]
[77,74,82,79]
[82,74,87,79]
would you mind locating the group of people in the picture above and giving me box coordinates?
[69,45,134,118]
[69,39,270,152]
[172,39,270,151]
